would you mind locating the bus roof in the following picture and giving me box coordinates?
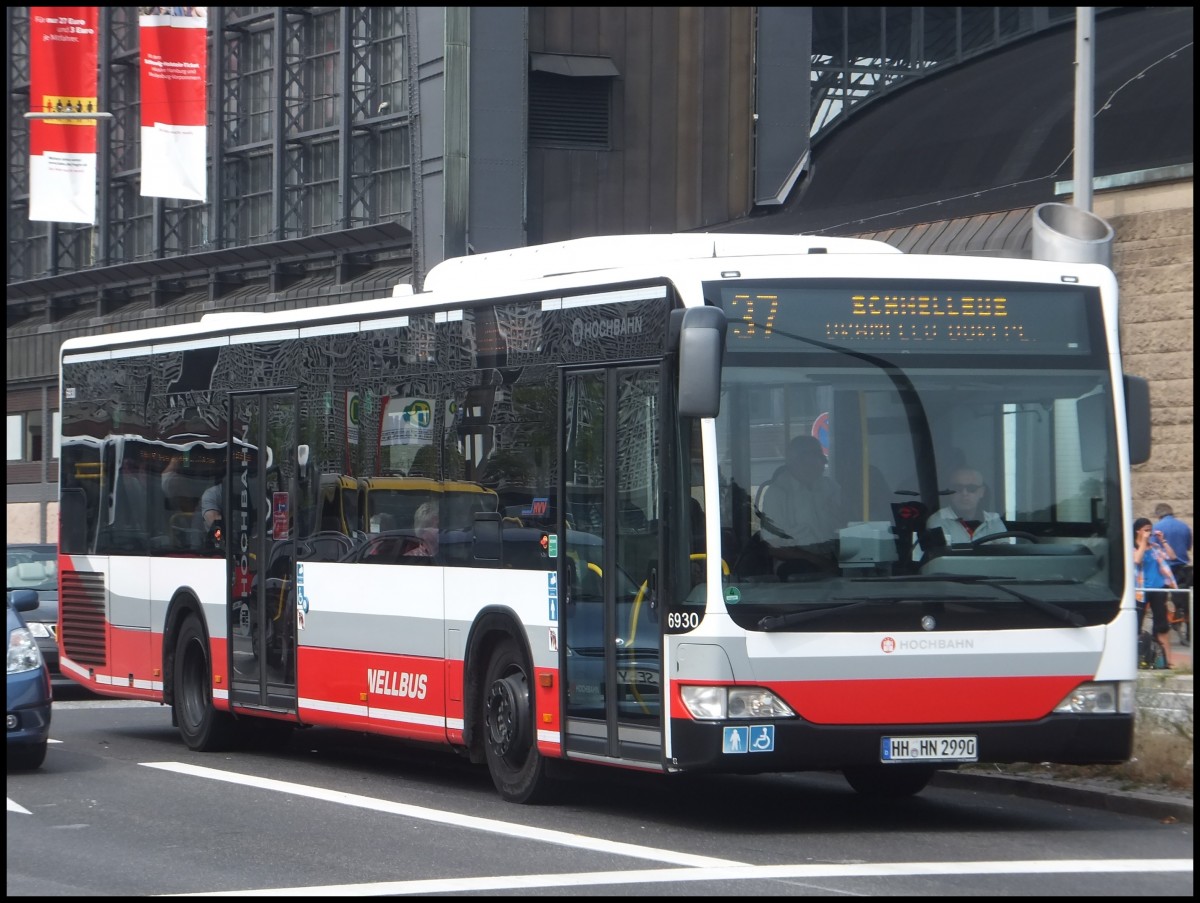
[422,232,901,293]
[58,233,1117,358]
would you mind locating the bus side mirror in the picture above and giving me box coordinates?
[678,306,726,418]
[1123,375,1151,466]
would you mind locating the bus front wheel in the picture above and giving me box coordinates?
[174,613,236,751]
[482,636,551,803]
[843,764,936,798]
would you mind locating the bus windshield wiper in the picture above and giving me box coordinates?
[758,598,898,631]
[853,574,1087,627]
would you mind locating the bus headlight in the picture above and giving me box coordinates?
[680,685,795,720]
[1053,681,1134,715]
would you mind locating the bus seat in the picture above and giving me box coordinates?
[301,530,356,561]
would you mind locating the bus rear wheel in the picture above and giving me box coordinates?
[482,636,550,803]
[174,612,236,751]
[843,764,936,798]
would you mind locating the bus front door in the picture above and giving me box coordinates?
[227,390,299,715]
[562,366,664,766]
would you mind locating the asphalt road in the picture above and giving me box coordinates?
[6,692,1193,897]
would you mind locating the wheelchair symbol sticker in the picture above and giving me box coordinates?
[749,725,775,752]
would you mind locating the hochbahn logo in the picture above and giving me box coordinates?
[571,315,644,345]
[881,636,974,652]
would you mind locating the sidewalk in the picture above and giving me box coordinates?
[936,768,1193,823]
[940,635,1193,824]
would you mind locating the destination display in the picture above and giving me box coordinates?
[711,281,1096,354]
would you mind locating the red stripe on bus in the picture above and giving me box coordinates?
[671,675,1089,724]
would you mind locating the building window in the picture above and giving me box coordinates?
[238,153,274,244]
[305,12,340,131]
[6,410,48,462]
[6,414,22,461]
[304,140,339,233]
[377,126,412,223]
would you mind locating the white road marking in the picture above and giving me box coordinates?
[141,762,1192,897]
[7,798,32,814]
[169,860,1195,897]
[141,761,743,868]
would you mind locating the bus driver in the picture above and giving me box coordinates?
[926,467,1007,544]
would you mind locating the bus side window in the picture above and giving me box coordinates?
[60,488,88,553]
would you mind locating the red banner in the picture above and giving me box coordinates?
[139,6,208,201]
[28,7,99,224]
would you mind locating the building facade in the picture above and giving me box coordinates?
[7,7,1193,540]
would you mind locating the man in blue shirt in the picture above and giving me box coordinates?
[1153,503,1192,633]
[1154,503,1192,572]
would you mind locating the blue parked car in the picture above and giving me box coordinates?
[7,543,60,681]
[7,587,52,770]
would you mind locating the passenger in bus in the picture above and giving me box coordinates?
[760,435,843,578]
[161,453,200,541]
[404,501,439,558]
[194,478,225,549]
[925,467,1007,544]
[161,454,188,509]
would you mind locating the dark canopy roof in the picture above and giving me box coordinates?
[720,7,1193,238]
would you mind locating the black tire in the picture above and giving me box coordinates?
[9,740,47,770]
[843,765,936,798]
[174,612,237,751]
[481,636,551,803]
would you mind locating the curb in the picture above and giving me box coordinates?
[1137,672,1193,690]
[933,770,1193,823]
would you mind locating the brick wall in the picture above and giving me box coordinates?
[1100,182,1194,530]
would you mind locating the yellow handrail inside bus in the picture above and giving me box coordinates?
[625,555,730,714]
[582,554,729,715]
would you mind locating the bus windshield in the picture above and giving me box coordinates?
[709,278,1122,633]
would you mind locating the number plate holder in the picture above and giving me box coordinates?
[881,734,978,763]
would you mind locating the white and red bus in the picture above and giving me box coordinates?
[56,233,1151,802]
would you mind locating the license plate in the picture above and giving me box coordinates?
[881,735,977,763]
[617,668,659,687]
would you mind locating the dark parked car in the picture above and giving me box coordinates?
[6,543,59,679]
[7,587,52,769]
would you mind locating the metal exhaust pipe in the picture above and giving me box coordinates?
[1031,202,1114,266]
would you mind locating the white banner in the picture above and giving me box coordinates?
[140,7,208,201]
